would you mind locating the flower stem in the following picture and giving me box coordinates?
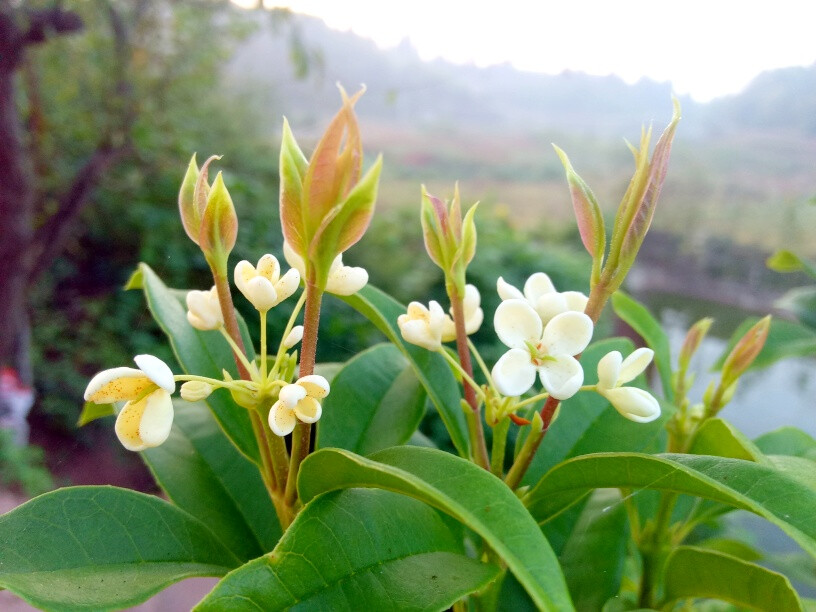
[284,279,323,507]
[438,348,485,401]
[260,310,268,381]
[490,417,510,477]
[450,291,490,470]
[273,291,307,373]
[468,338,495,387]
[212,267,290,526]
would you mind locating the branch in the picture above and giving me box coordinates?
[28,140,131,283]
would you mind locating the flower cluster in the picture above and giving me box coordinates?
[397,271,661,424]
[86,252,367,453]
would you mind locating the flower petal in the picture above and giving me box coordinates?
[294,396,322,423]
[618,348,655,385]
[535,292,569,326]
[539,354,584,400]
[138,389,174,447]
[273,268,301,305]
[234,260,255,295]
[494,299,542,349]
[84,367,152,403]
[523,272,556,304]
[115,397,149,452]
[603,387,661,423]
[492,348,537,397]
[256,253,280,282]
[134,354,175,393]
[440,315,457,343]
[463,284,481,313]
[297,374,330,398]
[497,277,524,301]
[279,383,307,408]
[327,264,368,295]
[399,318,442,351]
[541,311,593,357]
[465,307,484,335]
[269,400,297,436]
[246,276,278,312]
[563,291,589,313]
[597,351,622,391]
[283,241,306,276]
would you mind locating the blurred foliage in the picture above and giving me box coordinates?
[0,430,54,497]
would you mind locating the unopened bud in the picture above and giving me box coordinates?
[180,381,213,402]
[679,317,714,372]
[283,325,304,349]
[721,315,771,387]
[199,172,238,271]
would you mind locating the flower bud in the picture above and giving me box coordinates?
[420,183,478,295]
[180,381,213,402]
[199,172,238,271]
[678,317,713,373]
[279,86,381,291]
[720,315,771,388]
[283,325,304,349]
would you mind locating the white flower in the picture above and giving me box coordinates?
[596,348,661,423]
[283,325,304,349]
[84,355,175,451]
[441,284,484,342]
[283,241,368,295]
[234,254,300,312]
[491,299,593,400]
[397,300,446,351]
[186,286,223,330]
[268,375,330,436]
[497,273,588,325]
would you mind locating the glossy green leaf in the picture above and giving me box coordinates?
[767,249,816,277]
[715,318,816,371]
[610,291,673,400]
[298,446,574,610]
[755,427,816,460]
[662,546,803,611]
[317,343,426,455]
[142,401,280,562]
[525,452,816,560]
[136,263,259,464]
[688,418,766,463]
[77,400,114,426]
[519,338,670,486]
[0,486,238,611]
[195,488,500,611]
[559,489,628,611]
[695,538,762,562]
[342,285,470,457]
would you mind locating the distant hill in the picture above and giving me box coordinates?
[225,9,816,255]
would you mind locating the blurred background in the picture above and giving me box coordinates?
[0,0,814,523]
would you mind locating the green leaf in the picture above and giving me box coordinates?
[519,338,670,486]
[0,486,238,611]
[142,401,281,562]
[298,446,574,610]
[136,263,259,464]
[77,400,114,426]
[755,427,816,460]
[317,343,426,455]
[195,488,499,611]
[553,145,605,262]
[559,489,628,611]
[715,318,816,371]
[767,249,816,278]
[610,291,673,401]
[525,453,816,560]
[341,285,470,457]
[778,287,816,331]
[695,537,763,562]
[688,418,766,463]
[662,546,803,611]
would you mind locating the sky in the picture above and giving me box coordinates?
[234,0,816,102]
